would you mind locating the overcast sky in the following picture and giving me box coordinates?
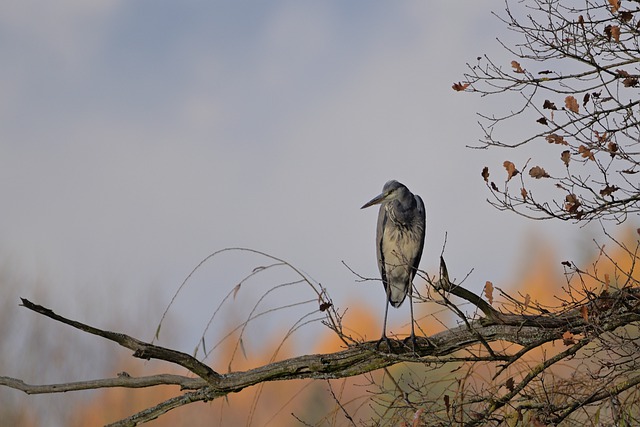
[0,1,605,353]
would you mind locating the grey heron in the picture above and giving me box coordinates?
[361,180,426,350]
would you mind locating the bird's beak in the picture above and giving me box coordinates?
[361,192,386,209]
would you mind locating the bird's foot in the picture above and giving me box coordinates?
[375,335,394,353]
[402,334,418,353]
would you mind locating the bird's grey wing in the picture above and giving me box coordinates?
[375,204,388,286]
[409,195,426,280]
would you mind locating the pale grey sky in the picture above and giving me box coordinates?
[1,1,602,359]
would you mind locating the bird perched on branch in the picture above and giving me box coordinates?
[361,180,426,350]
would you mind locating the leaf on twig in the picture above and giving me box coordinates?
[565,194,583,219]
[620,11,633,22]
[233,283,242,299]
[481,166,489,182]
[583,93,590,107]
[523,294,531,310]
[319,301,332,312]
[452,81,470,91]
[611,25,621,42]
[529,166,550,179]
[542,99,557,110]
[578,145,595,161]
[600,184,618,197]
[484,281,494,305]
[520,187,528,200]
[511,60,524,73]
[503,160,519,181]
[608,142,618,157]
[565,96,579,113]
[561,150,571,167]
[491,181,499,192]
[546,133,568,145]
[595,131,609,144]
[605,25,621,42]
[505,377,515,392]
[604,273,610,291]
[623,77,638,87]
[608,0,620,13]
[536,117,548,125]
[580,305,589,322]
[444,395,450,415]
[562,330,576,345]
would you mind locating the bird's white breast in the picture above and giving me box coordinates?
[381,225,419,307]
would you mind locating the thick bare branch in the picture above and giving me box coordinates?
[19,298,221,384]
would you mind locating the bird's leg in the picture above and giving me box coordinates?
[376,301,393,352]
[403,290,418,352]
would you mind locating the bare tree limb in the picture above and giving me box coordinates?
[0,374,205,394]
[19,298,221,385]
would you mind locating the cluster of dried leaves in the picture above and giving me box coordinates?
[457,0,640,223]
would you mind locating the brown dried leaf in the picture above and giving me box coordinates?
[620,11,633,23]
[505,377,515,392]
[546,133,568,145]
[523,294,531,310]
[521,187,528,200]
[536,117,548,125]
[444,395,450,415]
[611,25,621,42]
[605,24,613,41]
[561,150,571,167]
[565,193,582,214]
[503,160,519,181]
[600,184,619,197]
[562,330,576,345]
[608,0,620,13]
[580,305,589,322]
[565,96,579,113]
[566,193,579,205]
[623,77,638,87]
[583,93,590,107]
[595,131,608,144]
[529,166,550,179]
[543,99,557,110]
[319,301,332,312]
[617,69,630,78]
[452,81,470,91]
[481,166,489,182]
[578,145,595,161]
[578,15,584,26]
[511,60,524,73]
[491,181,499,192]
[484,281,494,305]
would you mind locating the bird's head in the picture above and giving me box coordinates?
[360,180,408,209]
